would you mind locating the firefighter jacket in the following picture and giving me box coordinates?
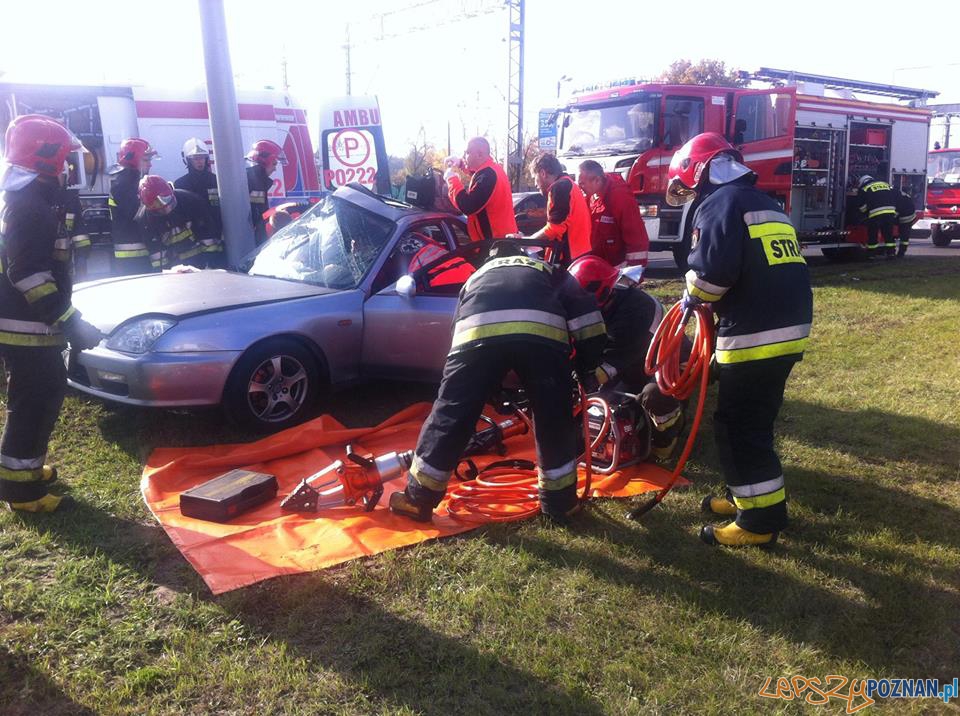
[137,189,213,269]
[109,167,147,259]
[588,173,649,267]
[895,190,917,225]
[857,179,897,221]
[543,174,592,259]
[599,285,664,389]
[0,179,76,347]
[247,164,273,235]
[447,158,518,242]
[449,254,606,376]
[687,178,813,365]
[57,188,90,251]
[174,166,222,239]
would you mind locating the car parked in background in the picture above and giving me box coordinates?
[513,191,547,236]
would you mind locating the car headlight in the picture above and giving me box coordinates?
[106,317,177,354]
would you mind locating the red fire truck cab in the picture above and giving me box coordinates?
[923,147,960,247]
[550,69,935,267]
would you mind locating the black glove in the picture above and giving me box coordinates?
[62,312,103,351]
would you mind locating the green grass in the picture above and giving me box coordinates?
[2,256,959,715]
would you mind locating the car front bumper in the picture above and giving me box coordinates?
[66,346,242,407]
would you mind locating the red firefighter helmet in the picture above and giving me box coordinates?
[118,138,158,169]
[568,254,620,304]
[3,114,82,178]
[246,139,288,167]
[138,175,176,214]
[665,132,744,207]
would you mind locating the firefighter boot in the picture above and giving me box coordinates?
[700,522,778,547]
[388,489,435,523]
[539,484,581,525]
[700,493,737,516]
[7,493,66,513]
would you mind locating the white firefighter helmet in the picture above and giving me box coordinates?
[181,138,210,164]
[858,175,874,187]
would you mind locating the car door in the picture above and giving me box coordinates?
[360,228,479,381]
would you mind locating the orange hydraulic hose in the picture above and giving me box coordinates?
[445,385,600,523]
[627,301,714,519]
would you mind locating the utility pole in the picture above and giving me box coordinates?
[506,0,525,190]
[344,24,352,95]
[197,0,255,267]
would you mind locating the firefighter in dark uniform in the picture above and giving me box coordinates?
[246,139,285,246]
[174,138,225,267]
[568,255,686,461]
[894,188,917,258]
[136,176,212,271]
[444,136,518,242]
[0,116,102,512]
[666,132,813,547]
[108,138,157,275]
[856,175,898,258]
[57,186,92,280]
[389,240,606,523]
[524,152,592,264]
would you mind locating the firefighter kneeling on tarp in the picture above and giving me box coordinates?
[389,240,607,523]
[568,255,687,461]
[665,132,813,547]
[0,116,103,512]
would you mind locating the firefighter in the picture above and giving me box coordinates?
[173,138,225,267]
[136,176,212,270]
[856,175,897,258]
[666,132,812,547]
[443,137,518,242]
[0,116,102,512]
[524,152,591,264]
[389,240,606,523]
[57,186,92,281]
[108,138,157,275]
[577,159,649,268]
[246,139,285,245]
[894,188,917,258]
[568,255,686,461]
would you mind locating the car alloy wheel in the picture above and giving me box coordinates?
[247,354,310,423]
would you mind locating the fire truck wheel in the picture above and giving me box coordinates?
[931,224,952,247]
[223,337,325,433]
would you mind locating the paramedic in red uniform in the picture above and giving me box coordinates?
[524,152,591,263]
[577,159,649,268]
[444,137,517,242]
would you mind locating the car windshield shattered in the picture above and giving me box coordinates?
[247,196,395,288]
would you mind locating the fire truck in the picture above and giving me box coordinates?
[0,83,390,250]
[923,147,960,247]
[548,69,935,267]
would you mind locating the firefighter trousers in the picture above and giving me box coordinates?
[714,358,795,534]
[866,217,895,256]
[0,345,67,503]
[408,341,579,516]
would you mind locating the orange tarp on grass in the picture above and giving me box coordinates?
[142,403,688,594]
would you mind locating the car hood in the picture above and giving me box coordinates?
[72,271,335,333]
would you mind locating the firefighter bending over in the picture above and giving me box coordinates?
[389,240,606,523]
[136,176,215,270]
[856,175,897,258]
[568,255,686,461]
[666,132,812,547]
[0,116,103,512]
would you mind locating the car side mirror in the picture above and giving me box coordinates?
[397,274,417,299]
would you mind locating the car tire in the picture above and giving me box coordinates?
[931,224,952,247]
[223,337,323,433]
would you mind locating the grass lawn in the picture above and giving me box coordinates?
[1,256,959,715]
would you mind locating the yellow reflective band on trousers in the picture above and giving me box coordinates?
[537,470,577,491]
[409,456,449,492]
[868,207,896,219]
[166,228,193,245]
[451,320,568,349]
[716,337,808,364]
[570,322,605,342]
[0,465,43,482]
[732,487,786,510]
[23,282,58,304]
